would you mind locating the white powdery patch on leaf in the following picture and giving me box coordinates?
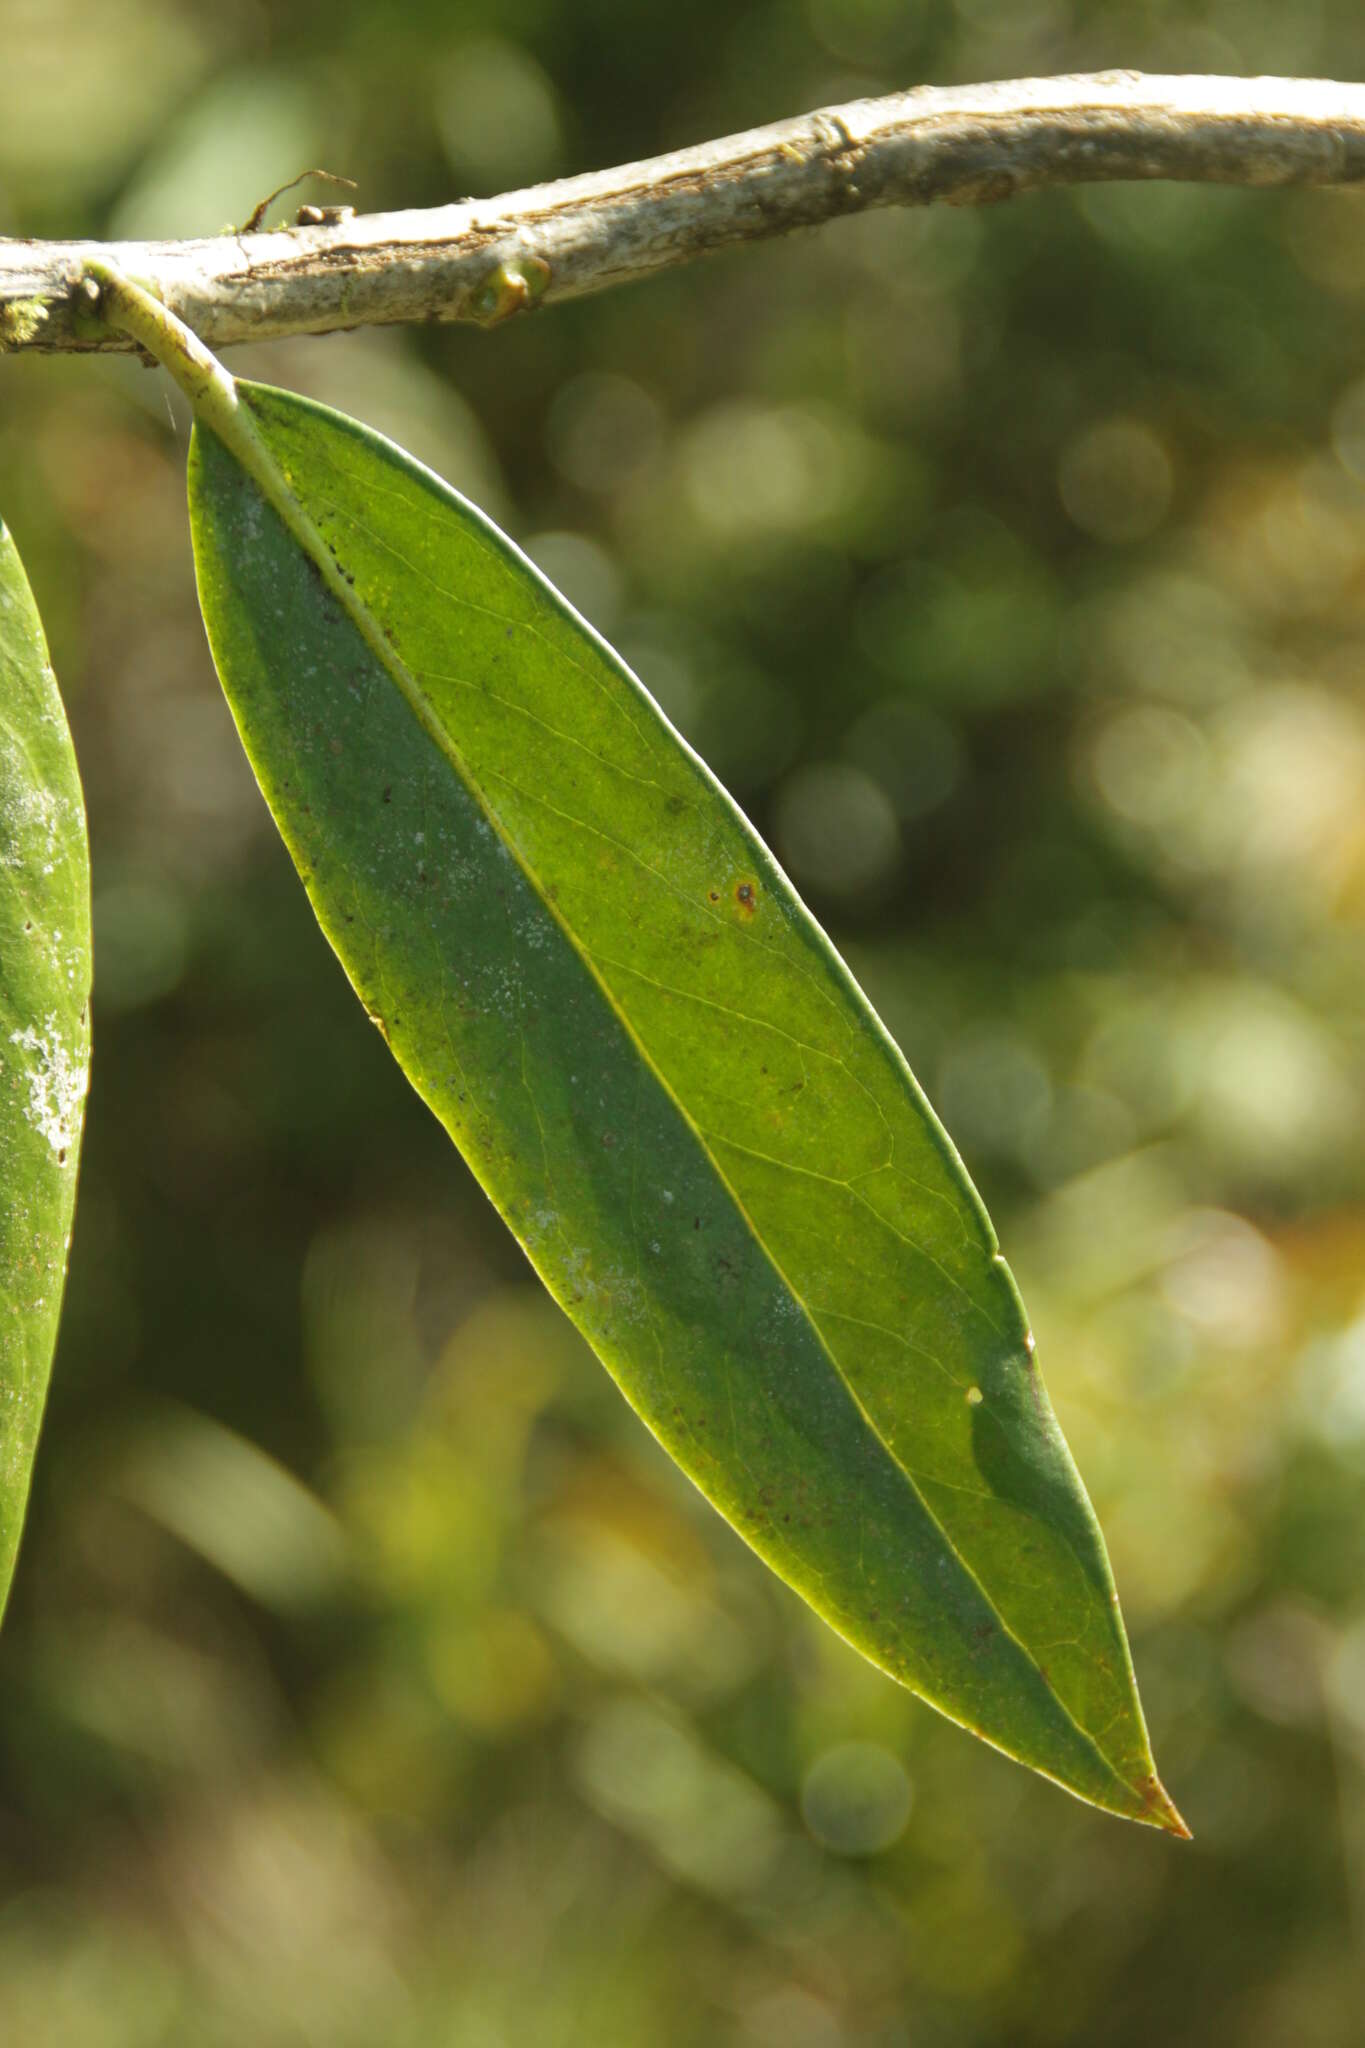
[9,1015,87,1158]
[0,778,68,872]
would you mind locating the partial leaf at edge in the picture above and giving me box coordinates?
[0,519,92,1623]
[186,381,1183,1831]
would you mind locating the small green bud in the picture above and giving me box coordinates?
[469,255,551,326]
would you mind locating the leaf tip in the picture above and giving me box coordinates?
[1141,1774,1192,1840]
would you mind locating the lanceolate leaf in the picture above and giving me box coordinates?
[91,265,1184,1830]
[0,520,91,1623]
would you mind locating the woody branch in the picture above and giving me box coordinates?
[4,71,1365,357]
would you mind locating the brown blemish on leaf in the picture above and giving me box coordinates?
[735,880,757,915]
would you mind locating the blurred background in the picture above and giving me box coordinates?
[4,1,1365,2041]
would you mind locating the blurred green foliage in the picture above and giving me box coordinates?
[5,1,1365,2041]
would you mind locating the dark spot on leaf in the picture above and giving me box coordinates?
[382,786,392,803]
[602,1132,616,1148]
[57,1149,66,1165]
[708,890,720,903]
[736,880,757,914]
[665,794,685,815]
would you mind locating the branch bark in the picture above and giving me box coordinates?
[6,70,1365,357]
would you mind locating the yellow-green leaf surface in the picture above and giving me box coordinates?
[179,366,1182,1831]
[0,520,91,1622]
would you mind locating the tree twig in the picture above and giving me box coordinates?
[5,71,1365,357]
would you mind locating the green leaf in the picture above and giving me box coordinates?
[90,260,1179,1829]
[182,384,1183,1834]
[0,519,91,1622]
